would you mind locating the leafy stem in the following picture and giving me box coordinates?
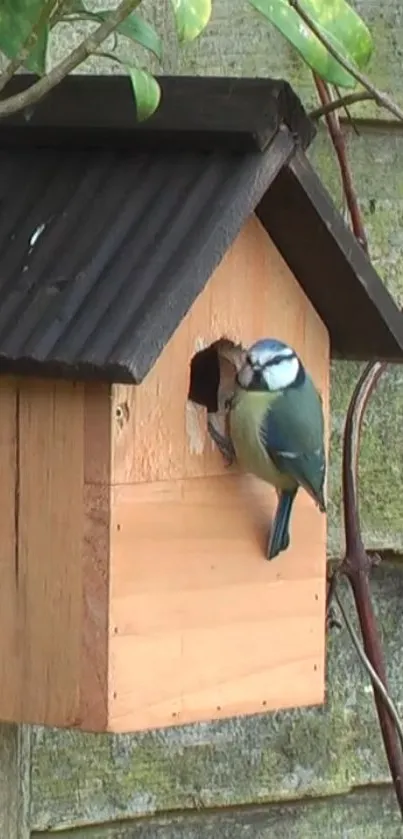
[0,0,59,95]
[289,0,403,122]
[309,90,375,120]
[0,0,142,119]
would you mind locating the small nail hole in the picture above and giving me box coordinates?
[115,401,129,425]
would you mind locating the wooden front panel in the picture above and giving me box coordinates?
[108,475,325,732]
[111,214,328,484]
[107,214,329,732]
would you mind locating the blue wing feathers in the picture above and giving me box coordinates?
[259,385,326,511]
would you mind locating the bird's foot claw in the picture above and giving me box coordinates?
[207,420,236,467]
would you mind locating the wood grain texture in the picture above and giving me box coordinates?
[0,725,30,839]
[31,787,403,839]
[0,379,86,727]
[0,379,19,720]
[80,484,110,731]
[17,379,85,727]
[0,377,111,731]
[111,213,329,485]
[80,384,111,730]
[108,472,325,733]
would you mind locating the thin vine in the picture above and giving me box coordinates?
[311,70,403,818]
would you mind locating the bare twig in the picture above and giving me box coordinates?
[0,0,59,96]
[341,358,403,816]
[313,75,367,249]
[289,0,403,123]
[312,68,403,815]
[333,84,360,136]
[310,91,374,120]
[0,0,141,119]
[335,588,403,752]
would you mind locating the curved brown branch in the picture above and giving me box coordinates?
[313,75,403,817]
[313,77,367,249]
[341,359,403,814]
[342,360,386,557]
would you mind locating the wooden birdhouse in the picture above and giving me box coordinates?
[0,75,402,734]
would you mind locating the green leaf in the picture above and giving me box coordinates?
[127,67,161,121]
[59,6,162,61]
[249,0,373,88]
[92,9,162,60]
[0,0,50,73]
[171,0,212,43]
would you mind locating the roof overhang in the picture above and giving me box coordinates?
[0,73,315,153]
[256,151,403,362]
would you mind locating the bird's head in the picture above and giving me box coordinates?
[236,338,304,393]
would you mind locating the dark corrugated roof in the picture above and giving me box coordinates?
[0,74,402,383]
[0,128,295,383]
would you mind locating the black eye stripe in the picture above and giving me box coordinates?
[263,355,294,368]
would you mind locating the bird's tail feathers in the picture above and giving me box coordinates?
[267,489,297,561]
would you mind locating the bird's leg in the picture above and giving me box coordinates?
[207,414,236,467]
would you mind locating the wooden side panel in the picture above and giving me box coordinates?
[108,474,325,733]
[17,379,84,727]
[0,378,111,731]
[111,213,329,484]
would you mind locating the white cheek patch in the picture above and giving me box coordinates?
[265,357,299,391]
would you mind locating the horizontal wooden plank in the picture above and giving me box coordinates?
[30,564,403,830]
[108,474,325,732]
[31,787,402,838]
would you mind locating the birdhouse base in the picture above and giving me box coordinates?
[0,215,328,733]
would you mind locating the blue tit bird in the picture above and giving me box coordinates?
[227,338,326,560]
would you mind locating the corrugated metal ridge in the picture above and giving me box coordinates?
[0,127,296,383]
